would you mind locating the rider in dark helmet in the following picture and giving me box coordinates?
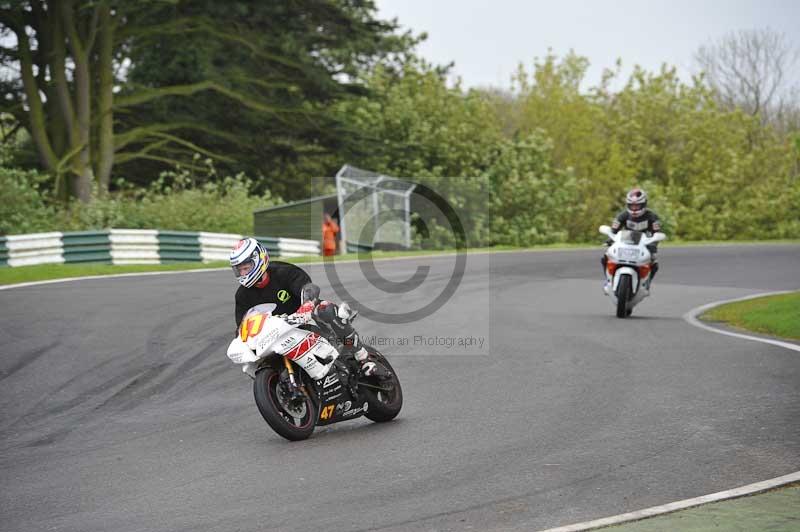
[601,188,663,281]
[230,237,376,375]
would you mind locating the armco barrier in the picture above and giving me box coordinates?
[109,229,160,265]
[62,231,112,264]
[198,232,245,262]
[158,231,202,262]
[0,230,320,267]
[0,237,8,266]
[4,232,63,267]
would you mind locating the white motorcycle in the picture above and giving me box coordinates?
[227,302,402,441]
[599,225,666,318]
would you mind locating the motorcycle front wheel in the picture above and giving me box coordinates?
[253,367,317,441]
[616,275,632,318]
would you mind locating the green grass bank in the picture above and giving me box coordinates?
[701,292,800,341]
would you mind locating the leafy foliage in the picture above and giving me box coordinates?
[0,166,58,235]
[118,0,421,201]
[0,0,420,202]
[0,161,277,235]
[488,133,577,245]
[479,54,799,241]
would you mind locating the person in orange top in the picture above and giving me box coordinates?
[322,213,339,256]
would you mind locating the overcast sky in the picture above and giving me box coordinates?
[376,0,800,90]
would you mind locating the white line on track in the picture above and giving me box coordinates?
[683,290,800,353]
[540,471,800,532]
[540,290,800,531]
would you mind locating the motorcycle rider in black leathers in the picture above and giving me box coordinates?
[230,237,376,375]
[601,188,662,283]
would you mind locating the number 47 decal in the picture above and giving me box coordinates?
[320,404,335,420]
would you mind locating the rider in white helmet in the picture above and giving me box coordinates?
[230,237,374,375]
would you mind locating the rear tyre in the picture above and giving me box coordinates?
[253,367,317,441]
[616,275,632,318]
[361,352,403,423]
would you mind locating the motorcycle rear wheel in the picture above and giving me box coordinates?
[254,368,317,441]
[361,352,403,423]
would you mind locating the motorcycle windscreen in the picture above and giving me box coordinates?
[242,303,277,322]
[619,230,643,245]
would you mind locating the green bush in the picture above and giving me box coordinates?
[0,166,58,235]
[1,163,278,236]
[488,133,577,246]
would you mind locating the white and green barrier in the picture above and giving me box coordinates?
[0,229,320,267]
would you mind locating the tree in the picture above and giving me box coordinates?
[694,28,800,128]
[0,1,238,201]
[503,52,609,239]
[488,132,577,245]
[0,0,420,202]
[112,0,422,200]
[1,0,113,200]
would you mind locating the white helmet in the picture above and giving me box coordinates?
[626,188,648,218]
[230,237,268,288]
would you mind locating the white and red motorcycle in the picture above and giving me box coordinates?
[599,225,666,318]
[227,302,402,441]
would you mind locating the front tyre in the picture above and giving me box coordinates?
[253,368,317,441]
[616,275,632,318]
[361,352,403,423]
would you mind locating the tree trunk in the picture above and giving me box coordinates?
[96,3,114,192]
[60,0,96,202]
[70,55,94,202]
[16,28,59,172]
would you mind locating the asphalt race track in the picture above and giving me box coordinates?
[1,245,798,532]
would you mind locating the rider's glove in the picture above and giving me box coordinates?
[336,302,359,323]
[286,301,315,325]
[337,302,355,322]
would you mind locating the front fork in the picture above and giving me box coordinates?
[282,357,308,404]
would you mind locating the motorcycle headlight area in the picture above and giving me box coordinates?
[227,338,259,363]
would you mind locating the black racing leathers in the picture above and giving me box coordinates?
[610,209,662,235]
[234,261,311,327]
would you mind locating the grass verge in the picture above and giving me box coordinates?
[0,261,229,285]
[701,292,800,340]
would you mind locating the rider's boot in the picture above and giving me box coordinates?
[647,255,659,290]
[315,301,375,376]
[601,255,610,294]
[341,330,377,377]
